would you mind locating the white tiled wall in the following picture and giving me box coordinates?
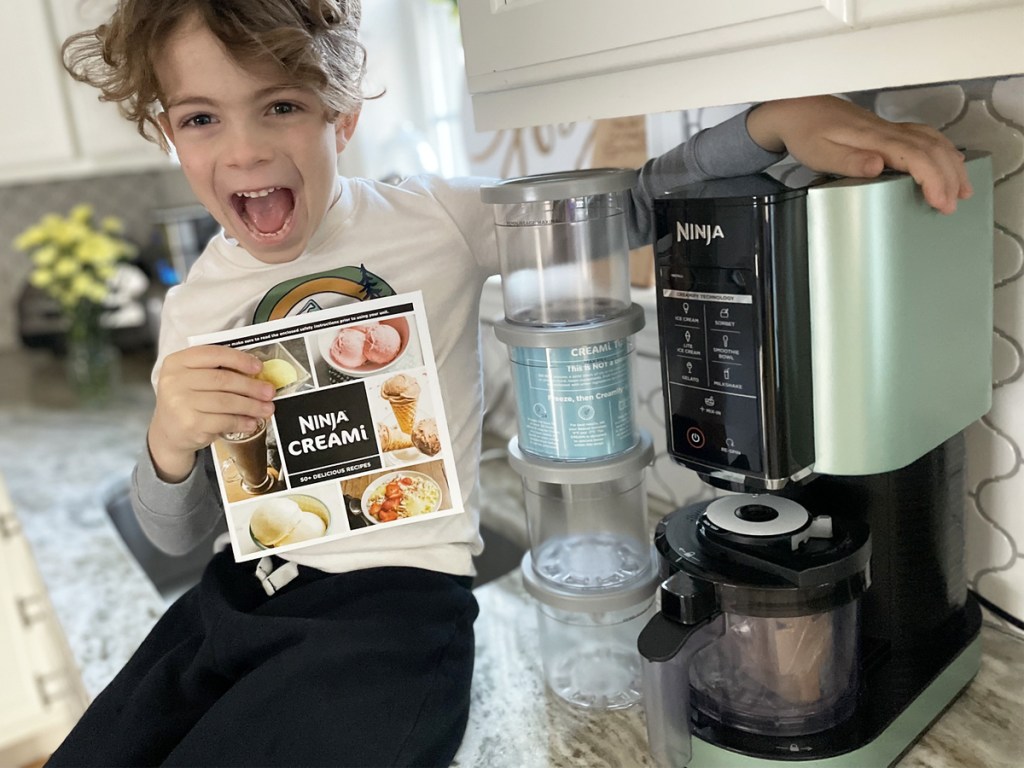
[473,75,1024,630]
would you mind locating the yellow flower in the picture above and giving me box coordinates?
[30,270,54,289]
[70,273,106,302]
[32,244,59,267]
[70,203,95,224]
[100,216,124,235]
[53,257,80,279]
[86,282,108,304]
[16,204,134,313]
[13,224,48,252]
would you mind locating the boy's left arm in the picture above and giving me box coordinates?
[747,96,971,215]
[625,94,971,248]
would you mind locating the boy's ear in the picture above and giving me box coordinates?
[335,111,360,152]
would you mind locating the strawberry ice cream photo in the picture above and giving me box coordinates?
[330,325,369,369]
[364,323,401,364]
[316,316,418,382]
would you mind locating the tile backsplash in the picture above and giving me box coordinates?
[856,77,1023,632]
[0,167,197,351]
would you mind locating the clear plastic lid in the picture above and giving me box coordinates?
[480,168,638,204]
[492,303,645,349]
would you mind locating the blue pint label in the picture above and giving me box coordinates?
[509,340,636,460]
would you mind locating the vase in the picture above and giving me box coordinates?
[65,304,121,405]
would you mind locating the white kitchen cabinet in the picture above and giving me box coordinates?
[46,0,167,171]
[0,3,76,171]
[459,0,1024,129]
[0,475,88,767]
[0,0,169,185]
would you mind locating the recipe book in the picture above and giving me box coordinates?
[188,291,464,562]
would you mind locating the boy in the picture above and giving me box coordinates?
[52,1,971,765]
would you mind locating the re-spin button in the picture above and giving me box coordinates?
[686,426,706,449]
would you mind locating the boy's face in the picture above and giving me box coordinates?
[155,16,358,265]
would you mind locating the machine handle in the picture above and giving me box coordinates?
[638,576,725,768]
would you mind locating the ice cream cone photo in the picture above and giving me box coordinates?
[368,371,440,467]
[381,373,421,433]
[377,423,414,451]
[390,401,418,433]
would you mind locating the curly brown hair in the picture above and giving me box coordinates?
[62,0,370,151]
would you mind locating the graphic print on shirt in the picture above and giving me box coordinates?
[252,265,396,324]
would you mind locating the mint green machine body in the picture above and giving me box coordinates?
[807,152,993,476]
[643,154,994,768]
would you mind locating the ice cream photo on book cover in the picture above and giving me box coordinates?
[187,291,463,562]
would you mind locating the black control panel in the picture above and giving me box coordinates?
[661,278,763,474]
[653,176,815,487]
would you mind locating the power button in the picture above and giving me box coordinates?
[686,427,706,449]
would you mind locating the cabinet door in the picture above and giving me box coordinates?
[461,0,852,95]
[459,0,1024,130]
[854,0,1006,24]
[0,2,76,169]
[0,480,86,766]
[47,0,167,167]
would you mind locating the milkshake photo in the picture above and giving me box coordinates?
[214,418,283,501]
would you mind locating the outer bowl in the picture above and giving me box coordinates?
[360,470,442,525]
[318,317,410,378]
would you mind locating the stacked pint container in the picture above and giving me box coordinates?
[481,169,659,711]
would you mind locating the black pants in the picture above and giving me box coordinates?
[48,551,479,767]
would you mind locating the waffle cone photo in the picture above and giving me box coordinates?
[380,374,422,434]
[389,400,418,434]
[377,423,413,451]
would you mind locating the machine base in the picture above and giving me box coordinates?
[685,631,982,767]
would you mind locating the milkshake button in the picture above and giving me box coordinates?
[686,427,706,449]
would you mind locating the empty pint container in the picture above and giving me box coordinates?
[522,552,658,710]
[494,304,644,462]
[480,168,638,326]
[509,430,655,591]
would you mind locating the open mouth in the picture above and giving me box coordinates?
[231,186,296,240]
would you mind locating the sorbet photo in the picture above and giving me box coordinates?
[246,337,315,397]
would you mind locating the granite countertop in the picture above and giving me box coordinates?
[454,571,1024,768]
[2,352,1022,766]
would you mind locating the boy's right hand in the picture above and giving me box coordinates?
[147,345,276,483]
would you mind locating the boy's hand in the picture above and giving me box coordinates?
[747,96,972,215]
[147,345,275,483]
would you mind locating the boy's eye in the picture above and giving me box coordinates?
[270,102,299,116]
[182,114,214,128]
